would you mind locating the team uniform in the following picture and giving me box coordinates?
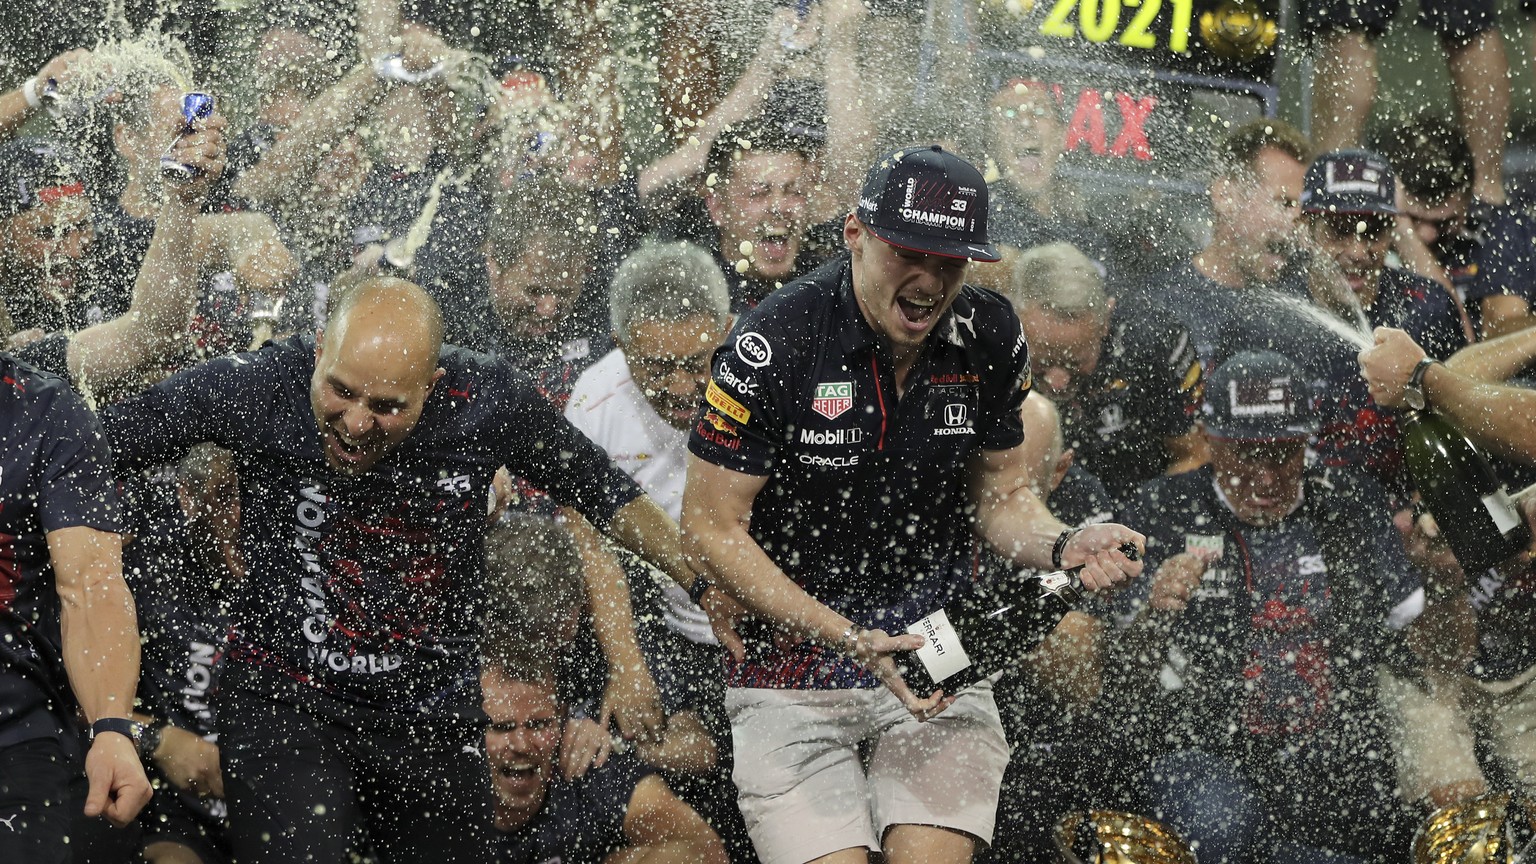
[1118,464,1421,859]
[1056,303,1202,502]
[1441,203,1536,337]
[121,490,232,863]
[0,352,122,864]
[99,335,643,864]
[688,252,1027,863]
[496,753,655,864]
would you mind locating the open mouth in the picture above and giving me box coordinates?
[753,226,793,264]
[326,427,374,465]
[896,295,938,331]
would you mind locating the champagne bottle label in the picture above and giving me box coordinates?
[905,609,973,682]
[1482,489,1522,535]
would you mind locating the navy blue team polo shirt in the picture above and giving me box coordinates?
[101,335,642,721]
[688,253,1030,690]
[0,352,122,750]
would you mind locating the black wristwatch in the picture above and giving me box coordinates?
[89,717,142,745]
[687,577,714,605]
[1404,357,1438,411]
[1051,527,1080,571]
[137,720,167,760]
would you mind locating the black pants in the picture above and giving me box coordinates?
[218,689,497,864]
[0,738,86,864]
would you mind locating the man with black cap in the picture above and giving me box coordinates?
[1111,350,1421,863]
[681,145,1143,864]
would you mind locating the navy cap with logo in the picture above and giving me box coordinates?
[1201,350,1318,441]
[0,137,86,221]
[1300,149,1396,217]
[854,145,1000,262]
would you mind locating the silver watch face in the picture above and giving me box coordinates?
[1404,385,1426,411]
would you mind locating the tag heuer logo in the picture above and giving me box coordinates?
[811,382,853,420]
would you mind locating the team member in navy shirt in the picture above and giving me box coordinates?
[483,651,727,864]
[681,146,1142,864]
[0,352,152,863]
[98,277,707,864]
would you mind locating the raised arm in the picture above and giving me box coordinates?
[67,104,228,398]
[1443,321,1536,382]
[636,9,795,199]
[232,26,449,205]
[50,525,152,827]
[0,50,89,142]
[810,0,875,222]
[1361,326,1536,465]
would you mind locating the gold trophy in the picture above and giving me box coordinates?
[1053,810,1198,864]
[1412,793,1536,864]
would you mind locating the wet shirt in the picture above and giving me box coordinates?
[1464,559,1536,682]
[101,336,641,719]
[1443,203,1536,336]
[1118,465,1409,744]
[124,490,229,828]
[496,752,653,864]
[0,352,121,749]
[1221,266,1467,494]
[688,254,1030,690]
[1057,303,1202,503]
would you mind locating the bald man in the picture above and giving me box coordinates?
[99,277,705,864]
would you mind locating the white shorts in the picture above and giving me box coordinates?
[726,681,1011,864]
[1379,663,1536,802]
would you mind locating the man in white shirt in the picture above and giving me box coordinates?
[564,244,751,864]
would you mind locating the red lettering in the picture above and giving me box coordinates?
[1111,93,1157,160]
[1064,89,1107,156]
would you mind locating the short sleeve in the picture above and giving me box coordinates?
[977,299,1029,451]
[37,386,121,534]
[482,360,643,530]
[687,327,790,476]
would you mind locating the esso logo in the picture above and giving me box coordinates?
[735,332,772,368]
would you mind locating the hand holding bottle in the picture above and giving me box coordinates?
[1057,523,1146,590]
[1359,326,1429,408]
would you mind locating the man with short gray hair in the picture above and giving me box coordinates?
[1007,242,1204,502]
[565,240,744,852]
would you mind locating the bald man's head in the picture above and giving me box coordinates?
[311,277,446,475]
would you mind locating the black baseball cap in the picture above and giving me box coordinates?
[1201,351,1318,441]
[1300,149,1396,217]
[0,138,86,221]
[854,145,1000,262]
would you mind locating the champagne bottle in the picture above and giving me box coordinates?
[1400,409,1532,574]
[899,544,1139,697]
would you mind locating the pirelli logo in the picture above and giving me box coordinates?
[706,380,751,425]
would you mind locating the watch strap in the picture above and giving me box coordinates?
[1408,357,1437,390]
[687,577,713,606]
[90,717,139,742]
[1051,527,1079,571]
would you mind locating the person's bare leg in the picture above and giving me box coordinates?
[1312,31,1378,152]
[883,823,977,864]
[1446,29,1511,203]
[806,847,873,863]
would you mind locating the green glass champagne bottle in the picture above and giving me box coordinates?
[1400,409,1531,574]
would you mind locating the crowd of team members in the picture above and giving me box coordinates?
[3,1,1536,863]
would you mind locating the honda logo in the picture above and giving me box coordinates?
[945,403,967,426]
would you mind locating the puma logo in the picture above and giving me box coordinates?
[0,814,18,831]
[947,308,976,346]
